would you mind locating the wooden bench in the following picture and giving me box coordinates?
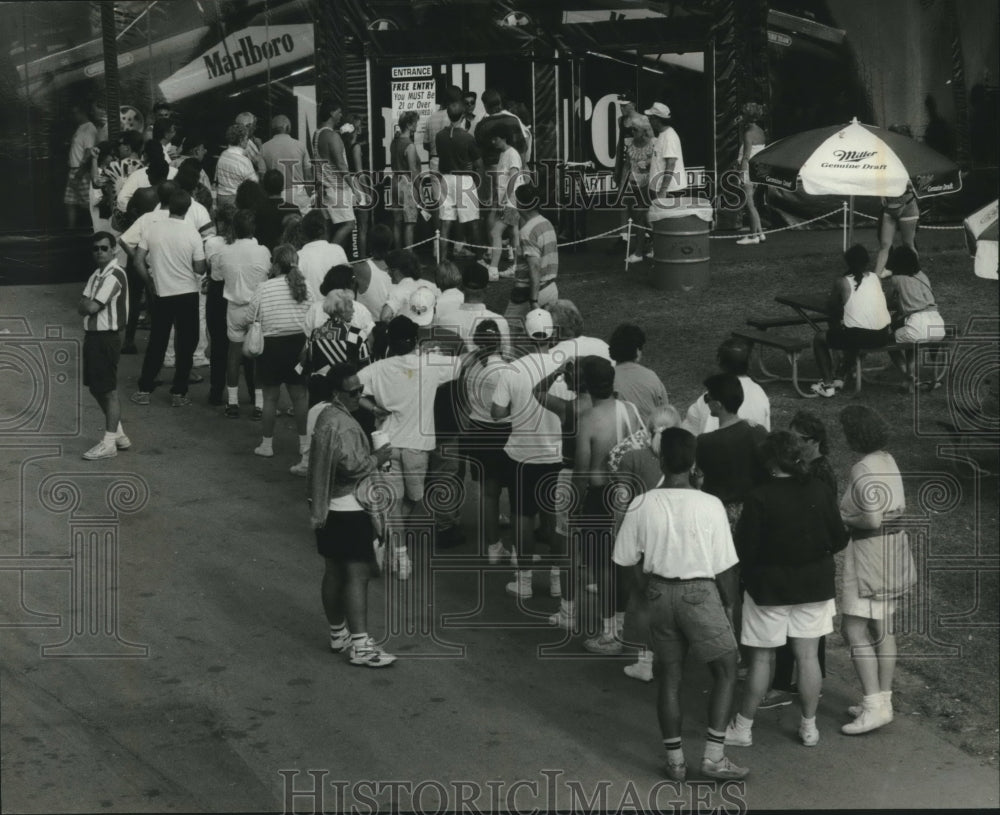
[731,328,817,397]
[746,314,830,331]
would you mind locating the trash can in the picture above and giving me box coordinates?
[648,197,713,291]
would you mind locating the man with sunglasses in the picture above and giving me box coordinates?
[78,232,131,459]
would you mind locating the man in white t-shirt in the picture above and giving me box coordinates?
[681,337,771,435]
[132,190,206,406]
[357,316,459,579]
[491,308,566,599]
[380,249,441,322]
[297,210,349,302]
[612,427,747,782]
[644,102,686,199]
[438,263,511,354]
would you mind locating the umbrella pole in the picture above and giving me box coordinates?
[842,201,848,252]
[848,196,855,247]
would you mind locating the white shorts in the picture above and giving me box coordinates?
[226,301,251,342]
[894,309,946,343]
[740,593,835,648]
[441,174,480,223]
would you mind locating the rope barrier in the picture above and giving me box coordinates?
[854,210,964,229]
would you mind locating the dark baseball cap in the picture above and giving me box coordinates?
[462,263,489,290]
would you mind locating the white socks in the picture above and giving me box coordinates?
[227,387,238,405]
[299,435,310,455]
[254,389,263,409]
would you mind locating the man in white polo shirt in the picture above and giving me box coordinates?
[297,210,349,302]
[131,190,206,407]
[613,427,747,782]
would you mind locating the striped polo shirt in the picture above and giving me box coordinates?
[247,277,312,337]
[82,260,129,332]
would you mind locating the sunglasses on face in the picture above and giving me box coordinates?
[343,386,364,397]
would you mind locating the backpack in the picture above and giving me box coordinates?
[607,400,649,473]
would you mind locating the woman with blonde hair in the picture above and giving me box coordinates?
[244,244,312,459]
[736,102,768,246]
[621,113,655,262]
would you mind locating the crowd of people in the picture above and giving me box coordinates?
[75,95,922,785]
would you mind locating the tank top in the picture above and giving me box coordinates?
[312,126,348,188]
[356,259,392,318]
[390,134,412,173]
[843,273,891,330]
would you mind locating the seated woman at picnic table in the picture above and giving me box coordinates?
[883,246,946,391]
[811,244,893,398]
[874,175,919,279]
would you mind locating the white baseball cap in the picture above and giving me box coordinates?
[405,286,436,327]
[643,102,671,120]
[525,307,554,339]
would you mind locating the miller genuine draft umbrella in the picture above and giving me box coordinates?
[749,118,962,246]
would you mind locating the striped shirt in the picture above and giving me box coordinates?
[515,213,558,287]
[246,277,312,337]
[82,260,129,332]
[215,146,257,198]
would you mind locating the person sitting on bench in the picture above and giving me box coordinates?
[811,245,892,398]
[883,246,946,392]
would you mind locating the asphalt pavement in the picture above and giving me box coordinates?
[1,247,996,813]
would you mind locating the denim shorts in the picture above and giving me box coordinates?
[646,577,737,664]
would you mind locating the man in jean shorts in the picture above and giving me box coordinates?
[613,427,748,782]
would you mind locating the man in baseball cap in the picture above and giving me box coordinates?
[524,307,554,340]
[405,286,436,327]
[644,102,686,200]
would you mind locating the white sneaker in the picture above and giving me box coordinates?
[810,382,837,398]
[799,723,820,747]
[392,547,412,581]
[842,696,893,735]
[329,627,351,653]
[736,236,760,246]
[115,433,131,450]
[289,458,309,477]
[724,719,753,747]
[548,567,562,598]
[487,541,510,565]
[701,756,749,780]
[254,443,274,458]
[547,603,575,630]
[624,657,654,682]
[505,570,532,598]
[487,266,500,282]
[626,253,644,263]
[348,637,396,668]
[497,268,515,279]
[82,439,117,460]
[583,633,623,654]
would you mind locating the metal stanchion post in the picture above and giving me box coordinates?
[435,229,441,264]
[624,218,633,270]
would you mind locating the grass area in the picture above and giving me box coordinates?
[483,234,999,764]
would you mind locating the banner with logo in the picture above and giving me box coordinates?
[159,24,313,103]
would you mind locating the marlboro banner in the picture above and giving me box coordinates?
[159,24,313,103]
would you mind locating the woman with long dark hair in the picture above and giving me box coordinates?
[811,244,892,397]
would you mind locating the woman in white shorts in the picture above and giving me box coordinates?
[725,431,849,748]
[883,246,946,392]
[837,405,906,735]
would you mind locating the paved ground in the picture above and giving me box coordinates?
[2,228,998,813]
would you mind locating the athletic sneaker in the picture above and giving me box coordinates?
[253,443,274,458]
[624,659,654,683]
[626,253,644,263]
[171,394,192,407]
[701,756,749,780]
[487,266,500,282]
[82,439,117,461]
[289,460,309,477]
[547,605,574,630]
[736,235,760,246]
[225,404,239,418]
[252,407,264,420]
[810,382,837,398]
[724,719,753,747]
[115,433,131,450]
[497,268,515,279]
[664,761,687,782]
[130,391,151,405]
[505,570,533,598]
[799,723,820,747]
[487,541,510,565]
[348,637,396,668]
[583,633,623,654]
[758,690,792,710]
[329,628,351,653]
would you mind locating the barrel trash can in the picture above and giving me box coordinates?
[648,196,713,291]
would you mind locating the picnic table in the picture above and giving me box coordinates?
[773,292,832,333]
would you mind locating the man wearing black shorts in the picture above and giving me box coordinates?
[78,232,131,460]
